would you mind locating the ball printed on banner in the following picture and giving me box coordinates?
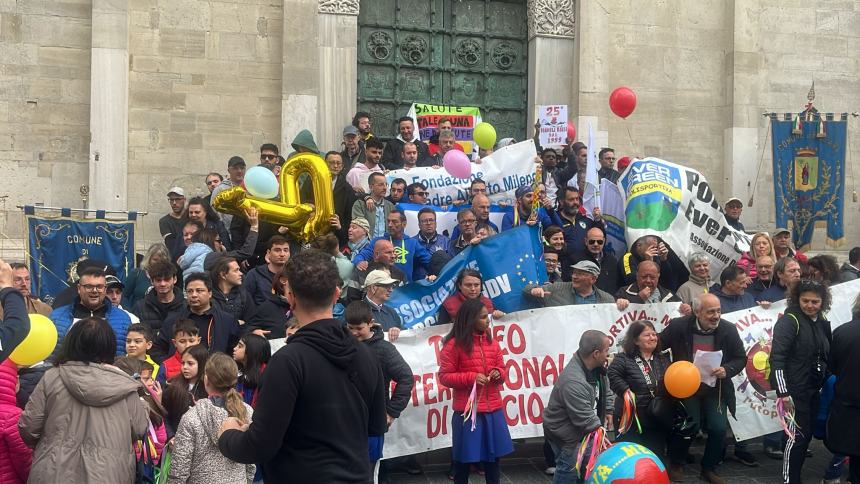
[443,150,473,179]
[664,360,701,399]
[586,443,669,484]
[10,314,58,367]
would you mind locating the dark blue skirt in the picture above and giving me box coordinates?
[451,409,513,463]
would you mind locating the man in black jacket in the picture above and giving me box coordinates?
[659,293,746,484]
[571,226,619,293]
[615,261,691,316]
[218,250,387,483]
[619,235,689,292]
[828,307,860,483]
[132,260,184,333]
[380,116,432,169]
[150,272,240,362]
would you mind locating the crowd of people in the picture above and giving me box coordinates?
[0,112,857,484]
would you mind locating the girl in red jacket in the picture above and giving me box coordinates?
[439,298,513,484]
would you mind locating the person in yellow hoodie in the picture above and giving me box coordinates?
[125,323,162,384]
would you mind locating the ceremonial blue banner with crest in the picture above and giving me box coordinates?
[25,207,136,304]
[388,225,546,329]
[771,111,847,249]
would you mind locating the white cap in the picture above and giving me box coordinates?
[167,186,186,197]
[363,270,398,289]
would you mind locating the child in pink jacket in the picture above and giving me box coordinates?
[0,359,32,484]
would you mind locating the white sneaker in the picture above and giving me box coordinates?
[545,467,556,476]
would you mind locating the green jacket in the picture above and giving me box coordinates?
[523,281,615,307]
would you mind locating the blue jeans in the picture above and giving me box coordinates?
[548,440,583,484]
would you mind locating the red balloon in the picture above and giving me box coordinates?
[609,87,637,119]
[566,122,576,142]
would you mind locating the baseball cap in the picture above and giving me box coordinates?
[75,258,117,277]
[571,260,601,276]
[343,125,360,137]
[167,186,185,197]
[363,270,398,289]
[774,228,791,236]
[228,156,246,168]
[725,197,743,207]
[105,275,124,289]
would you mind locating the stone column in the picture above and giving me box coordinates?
[571,0,609,149]
[88,0,130,210]
[526,0,576,136]
[281,1,358,154]
[317,0,358,152]
[281,0,320,153]
[724,0,764,229]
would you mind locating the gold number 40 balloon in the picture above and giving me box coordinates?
[213,153,334,243]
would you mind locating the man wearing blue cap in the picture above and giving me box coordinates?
[501,184,562,231]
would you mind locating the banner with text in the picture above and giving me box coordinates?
[537,105,568,147]
[725,279,860,441]
[383,303,682,459]
[388,225,546,329]
[407,103,482,154]
[383,140,538,206]
[25,210,136,305]
[396,202,512,238]
[618,158,751,280]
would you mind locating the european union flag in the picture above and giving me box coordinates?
[388,225,547,329]
[771,112,847,249]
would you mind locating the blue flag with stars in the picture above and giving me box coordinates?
[388,225,547,329]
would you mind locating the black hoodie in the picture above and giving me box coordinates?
[218,318,387,483]
[132,286,185,332]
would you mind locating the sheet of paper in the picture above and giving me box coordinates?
[694,350,723,387]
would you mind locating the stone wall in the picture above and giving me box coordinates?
[0,0,93,238]
[128,0,284,243]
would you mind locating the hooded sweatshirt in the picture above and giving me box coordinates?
[19,363,149,483]
[290,129,320,155]
[169,397,255,484]
[218,318,387,483]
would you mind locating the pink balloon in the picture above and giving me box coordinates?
[443,150,472,179]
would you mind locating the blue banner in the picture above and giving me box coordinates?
[26,212,135,304]
[388,225,547,329]
[771,113,847,249]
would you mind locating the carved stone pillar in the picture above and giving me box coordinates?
[316,0,359,152]
[526,0,576,137]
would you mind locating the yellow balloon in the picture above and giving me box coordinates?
[10,314,58,367]
[213,153,335,243]
[473,122,497,150]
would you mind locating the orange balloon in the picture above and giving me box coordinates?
[664,361,701,399]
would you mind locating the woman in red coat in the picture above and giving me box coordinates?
[439,269,505,325]
[439,298,513,484]
[0,359,31,484]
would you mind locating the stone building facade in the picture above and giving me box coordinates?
[0,0,858,249]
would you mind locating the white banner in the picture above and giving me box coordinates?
[383,280,860,458]
[618,158,752,280]
[396,202,511,238]
[537,105,568,147]
[724,279,860,440]
[381,140,537,206]
[384,303,681,459]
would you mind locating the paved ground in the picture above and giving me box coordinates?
[384,438,843,483]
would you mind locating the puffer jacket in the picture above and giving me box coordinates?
[179,242,213,281]
[770,307,832,398]
[133,286,185,333]
[212,285,256,323]
[438,333,505,413]
[51,298,132,356]
[168,397,255,484]
[607,351,669,424]
[363,326,414,419]
[0,360,30,484]
[19,362,149,483]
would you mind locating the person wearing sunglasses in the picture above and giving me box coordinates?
[406,182,430,205]
[569,227,620,294]
[259,143,280,170]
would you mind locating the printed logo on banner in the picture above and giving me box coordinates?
[621,160,682,231]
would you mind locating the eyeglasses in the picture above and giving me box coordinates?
[260,154,277,161]
[459,219,477,225]
[587,239,605,245]
[168,197,184,203]
[415,192,429,197]
[81,284,106,292]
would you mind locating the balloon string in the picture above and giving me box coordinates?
[617,390,642,436]
[625,124,635,152]
[575,427,611,481]
[776,398,799,440]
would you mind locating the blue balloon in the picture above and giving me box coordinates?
[586,442,668,483]
[244,166,279,199]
